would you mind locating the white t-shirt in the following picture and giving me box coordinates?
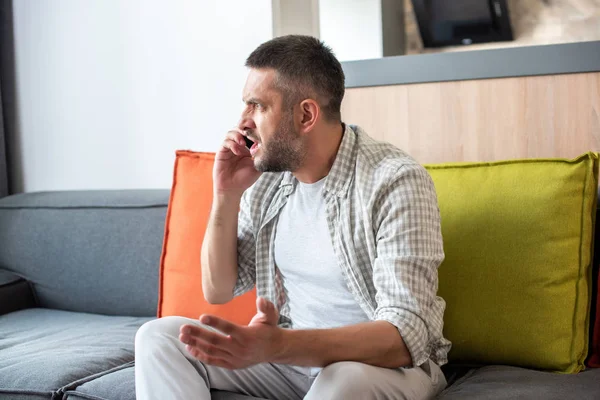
[274,177,370,330]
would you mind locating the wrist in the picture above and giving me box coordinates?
[212,192,242,209]
[269,327,292,364]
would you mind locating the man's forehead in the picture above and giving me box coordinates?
[242,68,279,99]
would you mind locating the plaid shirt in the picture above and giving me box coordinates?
[234,124,451,367]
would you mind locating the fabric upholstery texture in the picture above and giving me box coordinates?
[0,190,168,316]
[0,308,151,398]
[158,151,256,323]
[62,363,137,400]
[0,268,22,285]
[0,269,36,315]
[437,365,600,399]
[425,152,599,373]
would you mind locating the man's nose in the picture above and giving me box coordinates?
[238,117,256,132]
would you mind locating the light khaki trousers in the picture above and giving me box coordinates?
[135,316,446,400]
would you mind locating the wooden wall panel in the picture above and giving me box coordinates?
[341,72,600,163]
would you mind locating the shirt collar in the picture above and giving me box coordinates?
[279,123,357,198]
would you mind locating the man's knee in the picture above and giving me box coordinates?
[135,316,188,354]
[306,362,374,399]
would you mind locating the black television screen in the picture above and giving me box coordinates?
[431,0,491,21]
[412,0,513,47]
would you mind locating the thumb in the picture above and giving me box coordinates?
[256,297,279,325]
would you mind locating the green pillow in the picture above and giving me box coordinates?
[425,152,598,373]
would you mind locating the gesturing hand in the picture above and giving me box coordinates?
[179,297,283,369]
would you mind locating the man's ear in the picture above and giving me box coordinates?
[296,99,319,134]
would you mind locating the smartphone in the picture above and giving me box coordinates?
[243,136,254,149]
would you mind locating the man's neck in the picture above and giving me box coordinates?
[293,123,344,184]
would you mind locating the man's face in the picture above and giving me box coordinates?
[239,68,305,173]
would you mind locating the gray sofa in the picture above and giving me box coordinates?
[1,190,599,400]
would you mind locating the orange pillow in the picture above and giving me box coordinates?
[157,150,257,324]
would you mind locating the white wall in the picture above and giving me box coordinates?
[11,0,272,192]
[272,0,320,38]
[319,0,382,62]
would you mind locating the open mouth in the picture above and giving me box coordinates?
[249,141,261,157]
[243,133,261,157]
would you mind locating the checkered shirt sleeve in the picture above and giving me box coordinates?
[371,164,446,367]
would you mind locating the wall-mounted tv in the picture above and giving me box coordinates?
[412,0,514,48]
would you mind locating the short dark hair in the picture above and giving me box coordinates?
[245,35,345,122]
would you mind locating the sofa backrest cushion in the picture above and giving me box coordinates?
[425,152,598,373]
[157,151,256,323]
[0,190,168,316]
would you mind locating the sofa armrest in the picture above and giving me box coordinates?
[0,269,37,315]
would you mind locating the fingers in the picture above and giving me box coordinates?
[184,344,236,369]
[179,324,242,368]
[220,130,251,157]
[180,324,232,349]
[182,338,232,358]
[220,139,249,157]
[200,315,240,336]
[255,297,279,325]
[226,129,247,147]
[256,296,269,313]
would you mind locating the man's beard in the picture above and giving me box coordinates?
[253,114,305,173]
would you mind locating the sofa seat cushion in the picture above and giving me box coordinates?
[0,308,151,399]
[63,364,268,400]
[62,363,136,400]
[437,365,600,399]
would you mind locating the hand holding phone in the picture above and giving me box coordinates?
[213,129,261,197]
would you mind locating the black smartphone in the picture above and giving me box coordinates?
[243,136,254,149]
